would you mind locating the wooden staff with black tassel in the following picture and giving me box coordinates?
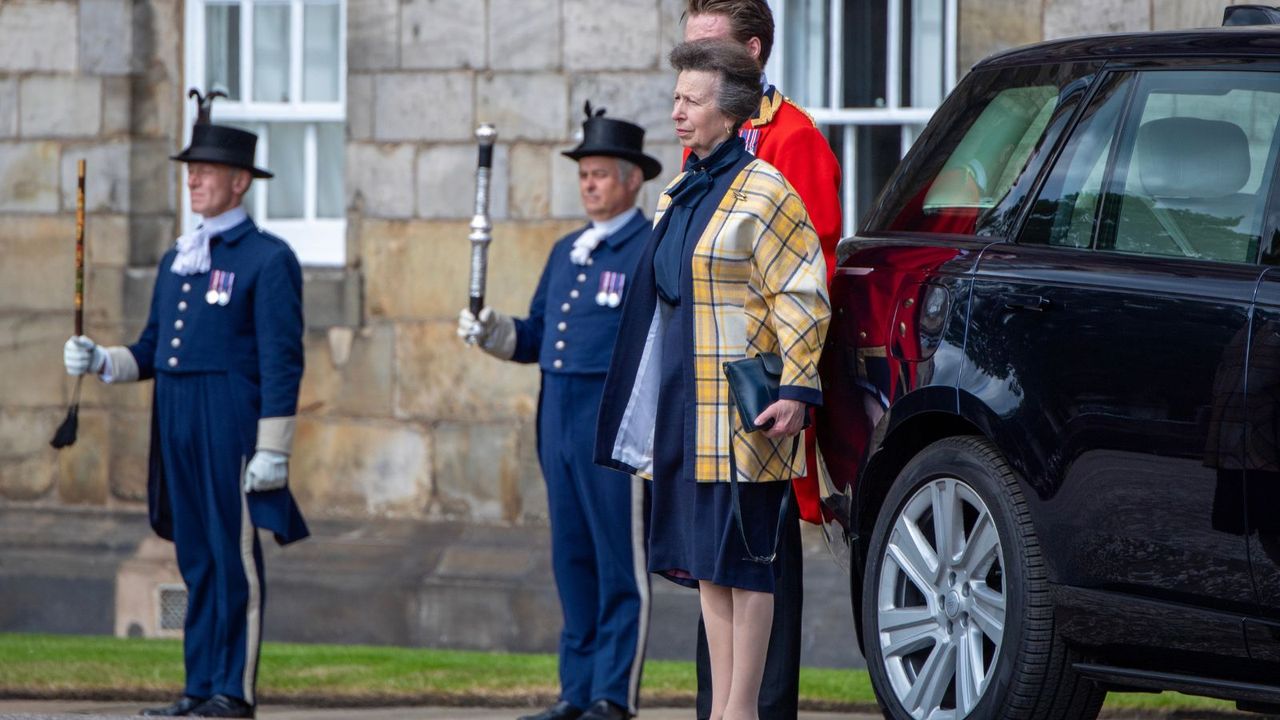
[50,159,86,449]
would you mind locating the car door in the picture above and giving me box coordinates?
[1246,269,1280,662]
[965,64,1280,659]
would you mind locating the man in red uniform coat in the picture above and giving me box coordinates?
[682,1,842,718]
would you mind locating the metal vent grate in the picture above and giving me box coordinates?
[158,585,187,631]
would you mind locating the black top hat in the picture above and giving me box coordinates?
[170,88,273,179]
[562,102,662,181]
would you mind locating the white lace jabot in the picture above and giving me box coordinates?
[170,206,249,276]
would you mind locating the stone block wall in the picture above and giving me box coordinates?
[0,0,180,513]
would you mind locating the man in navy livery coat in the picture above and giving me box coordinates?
[457,106,662,720]
[63,92,307,719]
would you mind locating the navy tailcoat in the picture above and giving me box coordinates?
[130,218,309,546]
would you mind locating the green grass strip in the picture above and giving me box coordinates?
[0,633,1238,713]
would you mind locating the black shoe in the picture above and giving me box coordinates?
[189,694,255,718]
[139,691,204,712]
[579,699,630,720]
[140,696,207,716]
[517,700,584,720]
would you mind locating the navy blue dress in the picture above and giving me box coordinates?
[646,138,788,594]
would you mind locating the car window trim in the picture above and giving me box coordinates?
[1256,112,1280,266]
[1092,70,1143,254]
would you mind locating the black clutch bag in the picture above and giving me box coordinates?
[723,353,810,432]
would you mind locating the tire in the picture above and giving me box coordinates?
[861,436,1105,720]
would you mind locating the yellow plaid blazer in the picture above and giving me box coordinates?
[601,158,830,484]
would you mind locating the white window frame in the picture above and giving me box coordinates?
[769,0,959,235]
[183,0,347,267]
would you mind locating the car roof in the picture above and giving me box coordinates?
[976,26,1280,69]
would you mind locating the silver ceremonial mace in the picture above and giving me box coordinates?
[467,124,498,344]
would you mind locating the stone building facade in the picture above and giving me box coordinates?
[0,0,1252,662]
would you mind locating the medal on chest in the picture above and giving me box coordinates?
[206,269,235,306]
[596,271,625,308]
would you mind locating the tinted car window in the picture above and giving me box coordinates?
[869,62,1100,237]
[1021,73,1134,249]
[1099,71,1280,263]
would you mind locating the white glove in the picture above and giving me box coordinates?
[456,307,517,360]
[244,450,289,493]
[63,335,107,376]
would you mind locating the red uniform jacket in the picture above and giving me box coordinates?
[684,87,843,522]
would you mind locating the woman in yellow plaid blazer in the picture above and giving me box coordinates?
[595,39,829,720]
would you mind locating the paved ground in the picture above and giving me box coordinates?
[0,700,875,719]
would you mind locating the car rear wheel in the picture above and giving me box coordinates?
[862,436,1105,720]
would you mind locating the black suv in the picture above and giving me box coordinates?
[817,11,1280,720]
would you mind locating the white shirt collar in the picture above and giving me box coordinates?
[591,207,640,237]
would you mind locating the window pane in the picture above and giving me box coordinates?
[875,63,1101,236]
[855,122,906,224]
[1022,73,1132,249]
[254,3,291,103]
[205,3,241,100]
[844,0,886,109]
[782,0,829,107]
[1104,72,1280,264]
[906,0,944,108]
[316,122,345,218]
[304,2,340,102]
[267,123,305,219]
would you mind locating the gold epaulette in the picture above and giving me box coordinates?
[749,92,818,128]
[783,96,819,127]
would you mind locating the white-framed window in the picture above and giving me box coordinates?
[184,0,347,266]
[769,0,958,234]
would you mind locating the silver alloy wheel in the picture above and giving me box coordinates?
[876,477,1007,720]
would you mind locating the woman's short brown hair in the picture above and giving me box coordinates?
[684,0,774,66]
[669,39,763,128]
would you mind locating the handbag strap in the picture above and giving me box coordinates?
[726,415,800,565]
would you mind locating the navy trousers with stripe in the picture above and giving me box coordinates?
[156,373,265,704]
[538,372,649,714]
